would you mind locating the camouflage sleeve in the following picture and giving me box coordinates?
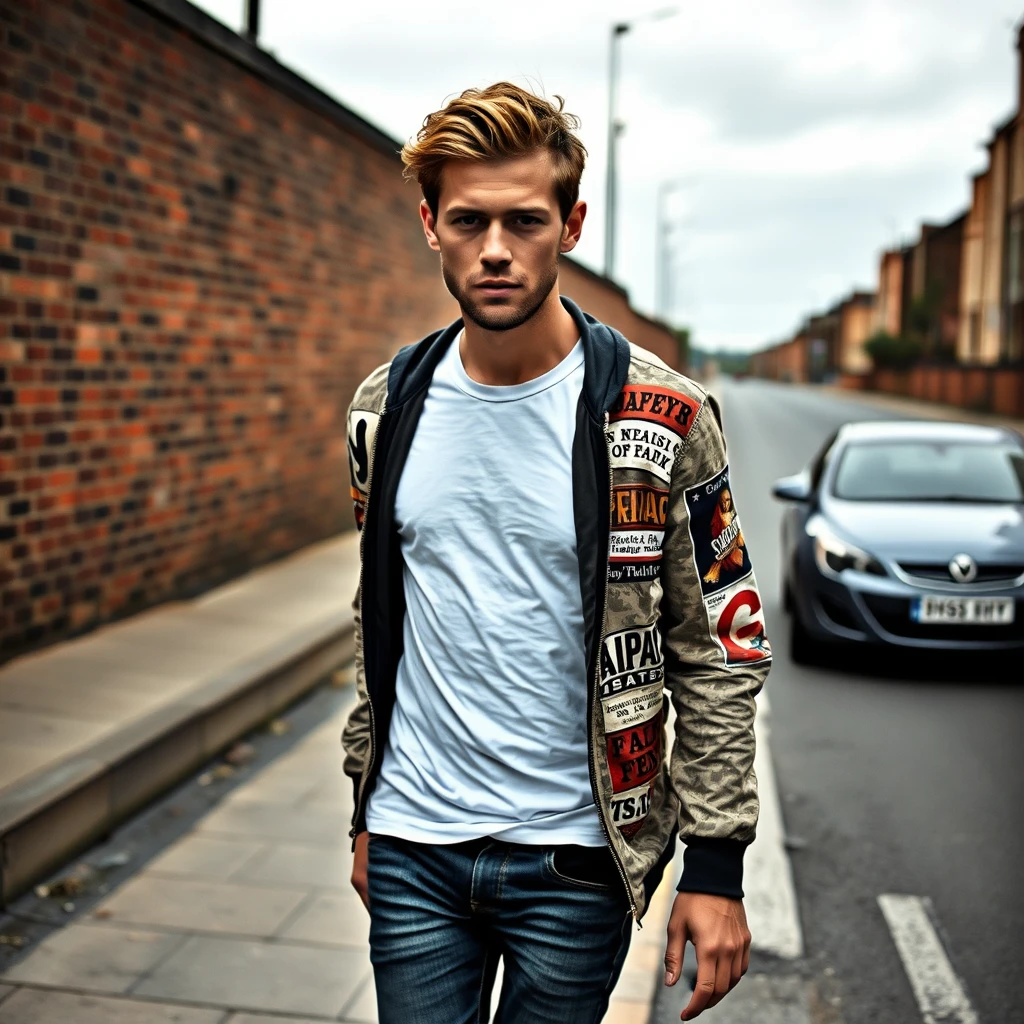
[659,393,771,899]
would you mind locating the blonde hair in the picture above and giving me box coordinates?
[401,82,587,222]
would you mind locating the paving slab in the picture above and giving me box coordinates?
[0,676,169,724]
[95,875,309,937]
[220,768,327,806]
[197,800,349,847]
[1,922,184,994]
[227,1015,335,1024]
[232,842,352,890]
[278,891,370,947]
[146,834,268,882]
[338,974,377,1023]
[133,934,367,1017]
[0,988,223,1023]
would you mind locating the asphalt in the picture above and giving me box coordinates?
[652,379,1024,1024]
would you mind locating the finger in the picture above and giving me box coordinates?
[704,945,733,1009]
[664,917,688,986]
[729,946,745,991]
[741,937,751,977]
[681,947,716,1020]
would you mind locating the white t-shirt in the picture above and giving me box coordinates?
[365,334,605,846]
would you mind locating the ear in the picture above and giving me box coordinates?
[420,199,441,253]
[560,200,586,254]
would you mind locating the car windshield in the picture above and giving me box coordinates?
[832,440,1024,502]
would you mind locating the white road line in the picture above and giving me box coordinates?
[744,690,804,958]
[878,894,979,1024]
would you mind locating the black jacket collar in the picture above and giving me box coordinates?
[386,296,631,421]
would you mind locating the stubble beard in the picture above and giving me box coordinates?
[442,258,560,333]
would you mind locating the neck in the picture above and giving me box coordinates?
[459,285,578,386]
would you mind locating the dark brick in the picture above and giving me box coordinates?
[0,254,20,270]
[75,285,98,301]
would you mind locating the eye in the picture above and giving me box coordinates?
[515,215,542,226]
[454,215,481,226]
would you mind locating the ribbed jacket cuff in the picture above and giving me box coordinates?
[677,838,748,899]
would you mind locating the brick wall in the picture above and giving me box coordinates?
[558,259,680,366]
[0,0,678,662]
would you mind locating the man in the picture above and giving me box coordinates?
[343,82,771,1024]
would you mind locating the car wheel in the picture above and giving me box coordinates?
[782,575,794,615]
[789,612,820,666]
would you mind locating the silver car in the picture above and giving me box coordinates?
[772,420,1024,663]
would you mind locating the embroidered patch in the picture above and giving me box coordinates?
[608,484,668,584]
[347,410,380,530]
[684,465,771,665]
[599,623,665,837]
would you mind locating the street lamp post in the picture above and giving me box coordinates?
[602,7,678,281]
[603,22,629,280]
[655,180,679,319]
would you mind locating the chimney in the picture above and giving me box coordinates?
[1018,20,1024,113]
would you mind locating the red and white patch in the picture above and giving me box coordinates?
[609,386,701,437]
[704,574,772,665]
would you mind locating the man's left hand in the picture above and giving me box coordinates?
[663,891,751,1020]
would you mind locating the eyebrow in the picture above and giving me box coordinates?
[445,206,550,218]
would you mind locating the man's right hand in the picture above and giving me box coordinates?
[351,831,370,910]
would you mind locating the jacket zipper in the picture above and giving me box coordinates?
[589,409,640,922]
[349,394,386,840]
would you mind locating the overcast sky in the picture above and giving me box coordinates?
[194,0,1020,352]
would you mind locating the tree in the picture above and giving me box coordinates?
[864,331,923,370]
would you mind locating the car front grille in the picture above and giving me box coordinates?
[897,562,1024,586]
[861,594,1024,642]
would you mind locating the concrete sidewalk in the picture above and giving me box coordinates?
[0,533,360,904]
[0,674,676,1023]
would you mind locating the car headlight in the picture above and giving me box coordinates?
[806,516,886,578]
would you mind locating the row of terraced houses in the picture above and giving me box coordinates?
[750,25,1024,418]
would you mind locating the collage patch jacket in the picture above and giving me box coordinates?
[342,297,771,920]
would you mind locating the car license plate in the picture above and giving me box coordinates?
[911,597,1015,624]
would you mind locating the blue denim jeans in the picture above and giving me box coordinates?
[366,834,634,1024]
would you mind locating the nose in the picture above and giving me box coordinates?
[480,220,512,269]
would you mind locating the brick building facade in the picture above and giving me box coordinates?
[0,0,679,662]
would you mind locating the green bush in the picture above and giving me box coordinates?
[864,331,923,370]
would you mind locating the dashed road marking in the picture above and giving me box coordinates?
[878,894,979,1024]
[745,690,803,958]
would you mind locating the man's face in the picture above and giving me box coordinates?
[420,150,585,332]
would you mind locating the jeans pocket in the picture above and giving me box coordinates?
[545,846,618,891]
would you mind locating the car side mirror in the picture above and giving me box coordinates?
[772,473,812,503]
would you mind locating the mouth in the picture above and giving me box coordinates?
[475,281,521,298]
